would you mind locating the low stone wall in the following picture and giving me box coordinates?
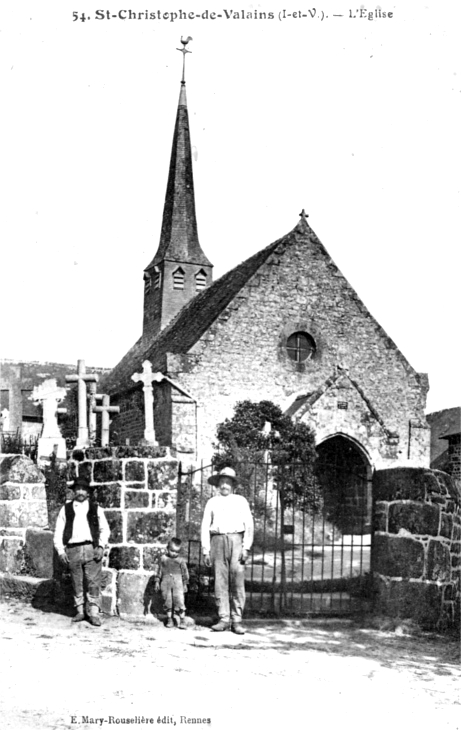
[66,452,179,618]
[0,452,181,619]
[372,467,460,630]
[4,455,460,629]
[0,455,48,575]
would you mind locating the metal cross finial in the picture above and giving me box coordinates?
[299,209,309,219]
[177,36,193,84]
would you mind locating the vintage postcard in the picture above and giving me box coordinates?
[1,1,459,729]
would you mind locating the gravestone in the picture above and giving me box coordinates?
[92,394,120,446]
[30,379,67,459]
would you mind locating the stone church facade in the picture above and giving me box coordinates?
[103,61,430,474]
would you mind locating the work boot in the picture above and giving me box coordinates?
[231,623,246,635]
[178,616,188,630]
[165,617,175,628]
[72,610,85,623]
[211,620,230,632]
[88,606,102,627]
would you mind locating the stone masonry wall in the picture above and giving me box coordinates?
[165,230,430,463]
[67,453,179,618]
[0,455,48,575]
[372,467,460,630]
[0,453,181,619]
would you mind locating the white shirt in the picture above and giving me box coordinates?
[200,494,254,553]
[53,500,110,556]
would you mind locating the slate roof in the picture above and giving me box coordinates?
[438,409,461,439]
[102,221,303,395]
[103,214,423,397]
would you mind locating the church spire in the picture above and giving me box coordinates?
[143,39,213,341]
[147,37,211,270]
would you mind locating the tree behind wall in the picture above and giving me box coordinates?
[213,400,320,607]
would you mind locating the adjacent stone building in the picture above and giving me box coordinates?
[440,427,461,482]
[0,360,110,443]
[426,407,461,475]
[103,56,431,483]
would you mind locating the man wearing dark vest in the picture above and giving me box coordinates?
[54,476,110,626]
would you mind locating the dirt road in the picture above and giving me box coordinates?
[0,599,459,730]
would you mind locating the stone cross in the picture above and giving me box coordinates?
[131,360,165,445]
[65,360,99,448]
[92,394,120,447]
[30,379,67,459]
[31,379,67,439]
[88,382,104,443]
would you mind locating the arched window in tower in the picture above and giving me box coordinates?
[172,267,185,290]
[195,269,207,291]
[143,272,152,295]
[153,267,162,289]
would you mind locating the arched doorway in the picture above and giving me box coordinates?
[316,435,372,535]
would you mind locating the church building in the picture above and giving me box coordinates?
[103,47,430,478]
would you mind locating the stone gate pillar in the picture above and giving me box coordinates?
[372,467,460,630]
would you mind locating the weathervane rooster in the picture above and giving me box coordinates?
[177,36,193,82]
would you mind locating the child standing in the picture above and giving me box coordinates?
[154,538,189,629]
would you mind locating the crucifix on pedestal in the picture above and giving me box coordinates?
[131,360,166,445]
[92,395,120,447]
[65,359,99,448]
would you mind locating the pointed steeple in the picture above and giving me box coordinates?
[143,40,213,341]
[148,82,211,268]
[146,38,211,270]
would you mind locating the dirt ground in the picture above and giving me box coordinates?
[0,599,459,730]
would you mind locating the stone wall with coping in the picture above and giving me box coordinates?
[372,467,460,630]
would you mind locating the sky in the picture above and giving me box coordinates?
[1,0,460,414]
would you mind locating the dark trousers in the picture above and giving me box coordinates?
[161,575,186,613]
[66,544,102,611]
[210,533,245,623]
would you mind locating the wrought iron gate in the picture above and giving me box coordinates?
[180,442,372,615]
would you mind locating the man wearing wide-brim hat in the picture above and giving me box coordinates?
[201,467,254,634]
[53,476,110,626]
